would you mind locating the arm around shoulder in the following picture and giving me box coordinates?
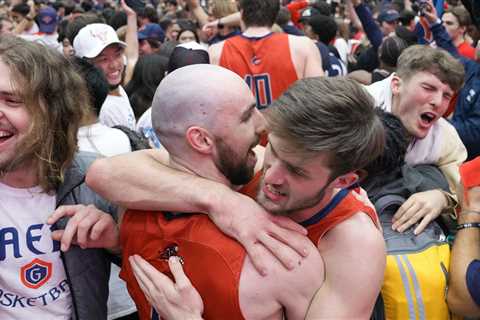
[85,149,225,212]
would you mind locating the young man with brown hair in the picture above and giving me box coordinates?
[366,44,467,234]
[0,35,117,319]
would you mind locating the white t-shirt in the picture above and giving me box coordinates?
[334,37,349,65]
[136,108,162,149]
[78,123,132,157]
[20,33,62,52]
[0,183,71,319]
[76,124,136,319]
[99,86,136,131]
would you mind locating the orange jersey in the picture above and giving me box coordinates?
[219,33,299,109]
[120,174,378,319]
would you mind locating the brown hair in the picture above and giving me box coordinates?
[267,77,385,178]
[446,5,471,28]
[0,35,90,192]
[396,44,465,92]
[239,0,279,28]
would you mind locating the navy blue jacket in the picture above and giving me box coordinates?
[431,22,480,160]
[351,3,383,72]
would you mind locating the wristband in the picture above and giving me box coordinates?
[457,223,480,231]
[217,18,224,29]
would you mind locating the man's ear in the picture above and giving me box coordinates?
[185,126,214,154]
[331,171,360,189]
[391,74,402,96]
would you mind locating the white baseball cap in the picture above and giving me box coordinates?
[73,23,126,58]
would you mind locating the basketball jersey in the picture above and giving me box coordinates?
[120,174,378,320]
[219,33,298,110]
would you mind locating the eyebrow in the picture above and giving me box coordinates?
[270,142,309,177]
[240,103,257,122]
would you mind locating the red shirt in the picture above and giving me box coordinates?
[458,41,476,60]
[219,33,298,110]
[120,173,379,319]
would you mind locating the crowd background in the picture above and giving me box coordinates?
[1,0,480,319]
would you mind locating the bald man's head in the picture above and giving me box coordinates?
[152,64,254,151]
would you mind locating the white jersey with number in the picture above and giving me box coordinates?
[0,183,71,319]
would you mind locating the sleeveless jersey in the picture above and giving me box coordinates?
[219,33,298,110]
[120,174,378,320]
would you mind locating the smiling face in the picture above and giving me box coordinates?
[256,134,335,219]
[91,44,125,89]
[391,71,454,139]
[0,59,31,173]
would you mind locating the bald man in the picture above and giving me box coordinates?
[119,65,325,320]
[86,68,386,319]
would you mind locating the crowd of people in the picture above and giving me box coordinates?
[1,0,480,319]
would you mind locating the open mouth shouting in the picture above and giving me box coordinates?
[419,111,437,129]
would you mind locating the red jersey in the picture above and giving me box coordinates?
[120,173,378,319]
[219,33,299,110]
[457,41,476,60]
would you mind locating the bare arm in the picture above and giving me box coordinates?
[121,0,139,85]
[207,41,224,65]
[289,36,324,79]
[447,182,480,317]
[346,0,363,31]
[305,213,385,319]
[185,0,209,27]
[302,37,324,78]
[86,149,310,274]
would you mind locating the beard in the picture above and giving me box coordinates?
[214,137,255,186]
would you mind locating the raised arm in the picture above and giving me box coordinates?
[185,0,209,28]
[121,0,139,85]
[352,0,383,50]
[86,149,310,274]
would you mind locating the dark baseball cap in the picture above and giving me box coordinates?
[138,23,165,42]
[378,9,400,23]
[37,6,58,33]
[167,42,209,73]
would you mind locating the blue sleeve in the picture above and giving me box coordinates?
[466,259,480,306]
[450,63,480,159]
[430,22,459,58]
[354,3,383,50]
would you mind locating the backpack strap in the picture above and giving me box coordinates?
[374,195,405,216]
